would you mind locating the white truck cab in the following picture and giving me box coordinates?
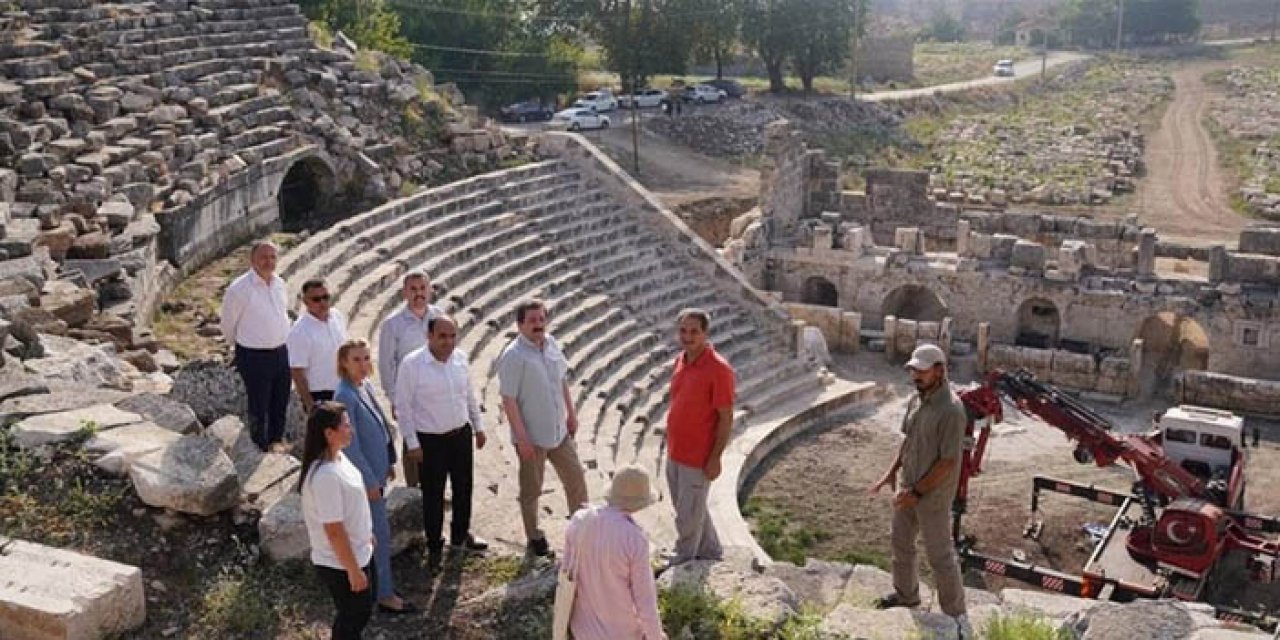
[1159,405,1244,481]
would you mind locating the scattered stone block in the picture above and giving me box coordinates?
[658,553,799,627]
[115,393,200,434]
[0,388,130,422]
[0,538,145,640]
[86,421,181,475]
[12,404,143,448]
[128,434,240,516]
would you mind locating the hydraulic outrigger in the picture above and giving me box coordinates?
[951,370,1280,632]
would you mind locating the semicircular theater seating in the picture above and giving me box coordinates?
[277,150,821,548]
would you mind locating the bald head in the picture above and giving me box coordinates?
[249,241,278,279]
[427,315,457,362]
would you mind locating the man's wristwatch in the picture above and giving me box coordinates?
[909,486,924,499]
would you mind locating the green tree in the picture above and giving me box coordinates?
[687,0,743,79]
[398,1,580,108]
[298,0,412,57]
[994,6,1026,45]
[922,6,966,42]
[1059,0,1199,48]
[741,0,794,92]
[539,0,695,90]
[790,0,863,93]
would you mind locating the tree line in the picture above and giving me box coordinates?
[297,0,869,106]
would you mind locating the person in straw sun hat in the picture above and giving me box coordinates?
[561,465,667,639]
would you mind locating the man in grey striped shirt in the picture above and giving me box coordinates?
[376,270,442,487]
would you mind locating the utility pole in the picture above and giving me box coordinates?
[1271,0,1278,43]
[1115,0,1124,52]
[849,0,861,100]
[626,1,640,174]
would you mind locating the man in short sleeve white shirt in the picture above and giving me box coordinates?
[287,279,349,415]
[219,240,292,450]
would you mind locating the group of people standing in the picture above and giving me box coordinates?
[219,241,738,639]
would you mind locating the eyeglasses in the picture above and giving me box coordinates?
[307,294,331,303]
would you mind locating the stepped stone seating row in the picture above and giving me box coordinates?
[277,158,819,544]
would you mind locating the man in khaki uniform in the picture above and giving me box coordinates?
[868,343,969,635]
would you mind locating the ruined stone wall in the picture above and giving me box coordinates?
[854,35,915,83]
[759,121,809,241]
[961,210,1142,269]
[783,303,861,353]
[1177,370,1280,417]
[986,344,1135,396]
[839,170,957,246]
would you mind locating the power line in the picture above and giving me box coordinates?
[407,42,552,56]
[385,0,737,23]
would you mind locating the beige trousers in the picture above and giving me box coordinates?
[890,499,967,616]
[517,435,589,542]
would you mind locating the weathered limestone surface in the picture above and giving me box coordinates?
[128,434,240,515]
[11,403,142,448]
[0,539,145,640]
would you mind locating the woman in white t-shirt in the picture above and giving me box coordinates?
[300,401,376,639]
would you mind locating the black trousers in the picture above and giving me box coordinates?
[234,344,291,448]
[314,562,375,640]
[312,390,335,403]
[418,425,474,550]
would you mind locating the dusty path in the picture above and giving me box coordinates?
[860,51,1091,102]
[1137,60,1245,246]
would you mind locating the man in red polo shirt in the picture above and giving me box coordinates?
[665,308,735,565]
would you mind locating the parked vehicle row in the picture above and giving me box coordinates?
[498,77,745,124]
[547,108,611,131]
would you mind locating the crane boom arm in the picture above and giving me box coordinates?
[959,370,1208,503]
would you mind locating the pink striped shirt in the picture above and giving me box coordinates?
[564,505,667,640]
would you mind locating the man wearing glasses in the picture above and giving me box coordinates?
[287,278,350,425]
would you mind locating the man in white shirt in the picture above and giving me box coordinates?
[394,315,489,562]
[287,279,349,415]
[220,240,292,451]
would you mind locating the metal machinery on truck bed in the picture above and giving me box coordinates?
[951,370,1280,632]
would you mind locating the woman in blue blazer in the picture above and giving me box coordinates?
[335,338,415,615]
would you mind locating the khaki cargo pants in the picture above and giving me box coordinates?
[518,435,589,542]
[890,498,967,616]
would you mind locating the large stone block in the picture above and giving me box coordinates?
[24,334,129,389]
[12,404,143,448]
[0,538,145,640]
[260,486,423,562]
[658,553,799,627]
[128,435,240,515]
[0,389,130,422]
[115,393,200,434]
[85,421,181,475]
[763,558,853,612]
[1011,240,1047,272]
[1237,226,1280,257]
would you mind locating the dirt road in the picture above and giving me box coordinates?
[860,51,1091,102]
[1137,61,1246,246]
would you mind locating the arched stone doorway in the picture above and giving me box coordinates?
[882,284,947,322]
[278,156,336,231]
[1135,312,1209,397]
[801,276,838,307]
[1016,298,1060,349]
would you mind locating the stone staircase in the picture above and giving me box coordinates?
[277,150,819,546]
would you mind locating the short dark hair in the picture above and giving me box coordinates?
[515,299,547,324]
[427,315,457,335]
[677,307,710,331]
[301,278,327,295]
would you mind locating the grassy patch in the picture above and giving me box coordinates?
[0,430,127,547]
[742,496,832,565]
[982,612,1070,640]
[659,584,773,639]
[838,549,890,571]
[188,561,328,639]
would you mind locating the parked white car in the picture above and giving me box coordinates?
[618,88,667,109]
[549,108,611,131]
[684,84,727,104]
[993,59,1015,77]
[573,90,618,112]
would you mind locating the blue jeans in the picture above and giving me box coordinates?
[369,494,394,600]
